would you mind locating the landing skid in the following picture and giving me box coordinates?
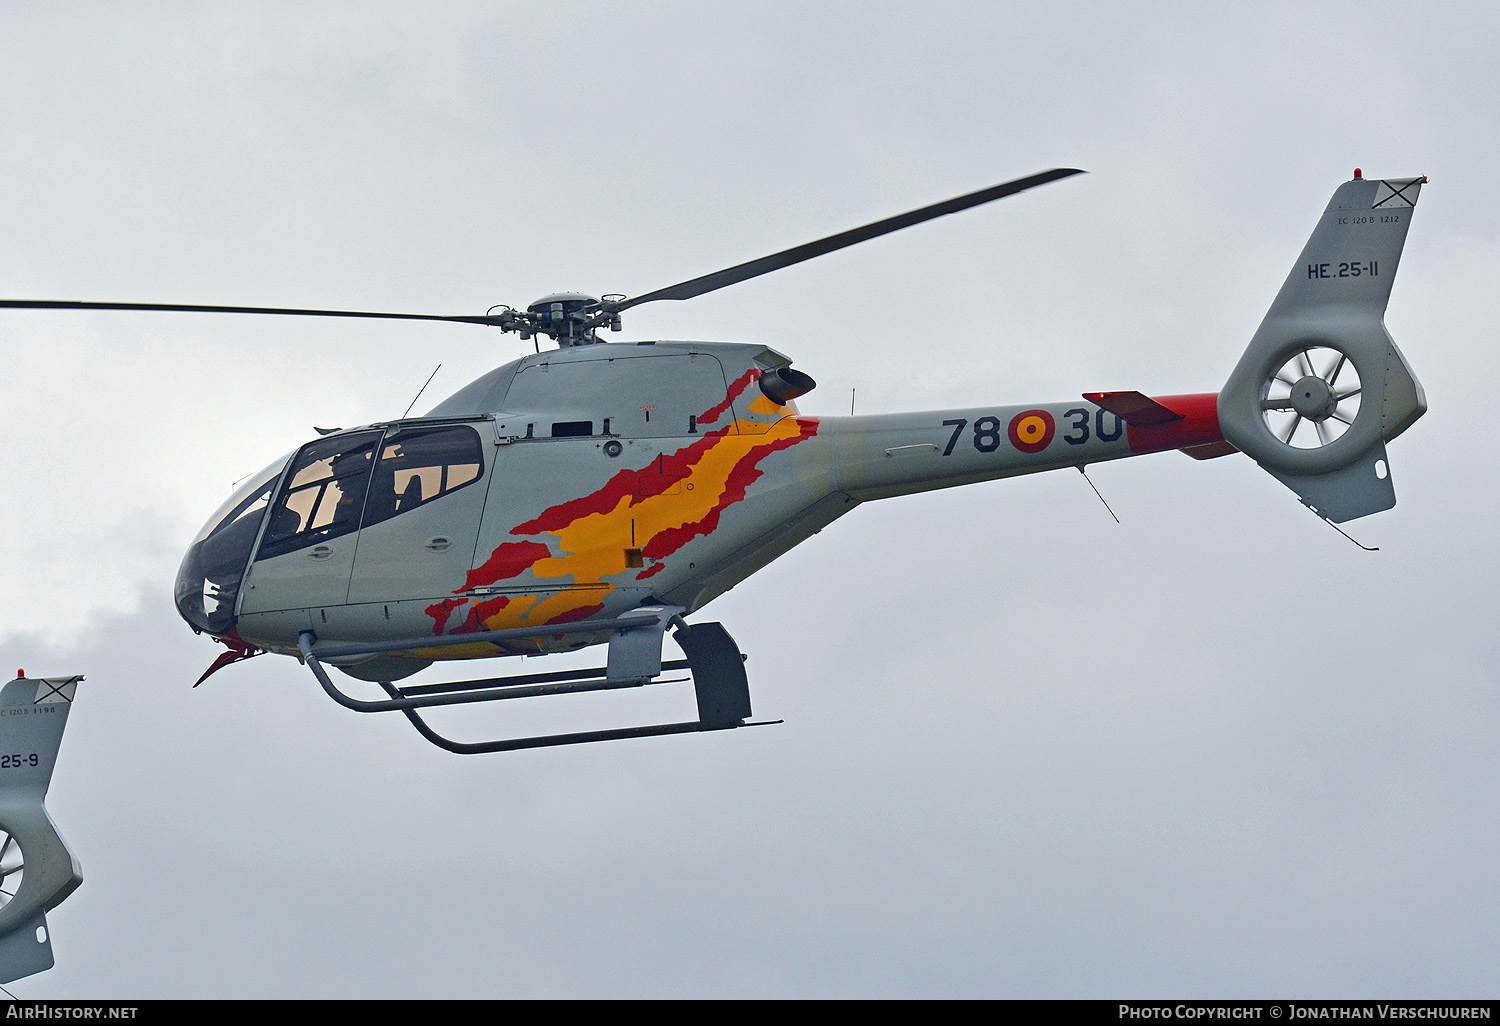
[297,609,778,754]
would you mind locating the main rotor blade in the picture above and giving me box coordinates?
[0,299,509,327]
[609,167,1085,312]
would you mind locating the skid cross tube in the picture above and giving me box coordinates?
[296,619,765,754]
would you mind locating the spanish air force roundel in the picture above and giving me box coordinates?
[1007,409,1054,453]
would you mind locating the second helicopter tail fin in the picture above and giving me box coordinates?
[0,673,85,984]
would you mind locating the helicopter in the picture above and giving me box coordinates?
[1,168,1428,754]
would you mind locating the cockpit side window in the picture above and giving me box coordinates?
[362,426,484,528]
[256,430,383,560]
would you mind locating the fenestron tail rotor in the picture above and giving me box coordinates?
[0,831,23,911]
[1,167,1085,348]
[1259,345,1364,450]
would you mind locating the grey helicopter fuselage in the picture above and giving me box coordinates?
[174,336,1222,681]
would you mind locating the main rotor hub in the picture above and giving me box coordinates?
[512,293,616,347]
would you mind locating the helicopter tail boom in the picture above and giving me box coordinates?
[1217,172,1428,522]
[828,391,1227,502]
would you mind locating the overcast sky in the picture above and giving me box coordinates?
[0,1,1496,999]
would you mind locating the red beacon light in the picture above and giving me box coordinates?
[15,669,23,678]
[1354,168,1363,179]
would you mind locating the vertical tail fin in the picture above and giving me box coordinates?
[1218,173,1428,522]
[0,674,84,984]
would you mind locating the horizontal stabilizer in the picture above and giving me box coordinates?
[1082,391,1227,458]
[1179,441,1238,460]
[1082,390,1185,427]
